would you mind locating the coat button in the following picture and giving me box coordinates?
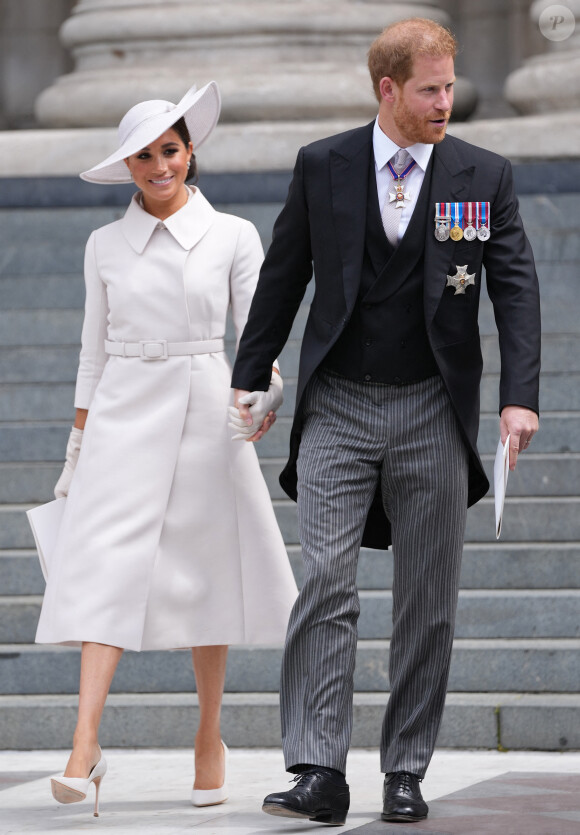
[364,374,372,382]
[365,338,372,347]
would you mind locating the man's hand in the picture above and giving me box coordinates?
[500,405,539,471]
[230,372,283,442]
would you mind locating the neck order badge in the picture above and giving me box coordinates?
[387,154,416,208]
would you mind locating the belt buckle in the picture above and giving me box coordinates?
[139,339,168,360]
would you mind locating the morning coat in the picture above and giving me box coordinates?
[231,121,541,549]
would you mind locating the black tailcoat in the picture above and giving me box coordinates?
[232,121,541,549]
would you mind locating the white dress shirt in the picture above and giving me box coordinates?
[373,117,434,242]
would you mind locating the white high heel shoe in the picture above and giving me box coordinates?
[191,740,228,807]
[51,750,107,817]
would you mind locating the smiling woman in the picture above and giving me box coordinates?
[34,80,297,816]
[124,127,193,219]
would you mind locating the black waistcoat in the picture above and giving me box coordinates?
[323,153,439,384]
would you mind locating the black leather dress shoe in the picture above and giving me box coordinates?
[381,771,428,822]
[262,768,350,825]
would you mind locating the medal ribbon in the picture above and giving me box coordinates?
[435,202,451,221]
[387,159,417,181]
[479,201,487,230]
[451,202,463,229]
[463,202,474,226]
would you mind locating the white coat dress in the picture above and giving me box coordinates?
[36,187,297,651]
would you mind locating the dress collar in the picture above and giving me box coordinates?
[372,116,433,173]
[121,186,216,254]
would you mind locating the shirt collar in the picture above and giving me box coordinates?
[372,116,433,173]
[121,186,216,253]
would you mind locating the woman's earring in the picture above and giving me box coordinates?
[187,159,191,169]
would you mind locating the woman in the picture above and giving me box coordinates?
[35,81,297,816]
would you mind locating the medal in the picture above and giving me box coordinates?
[476,202,491,240]
[434,203,451,241]
[450,202,463,241]
[463,202,477,241]
[389,178,411,208]
[387,156,417,208]
[446,264,476,295]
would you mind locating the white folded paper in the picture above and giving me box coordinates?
[494,435,510,539]
[26,497,66,581]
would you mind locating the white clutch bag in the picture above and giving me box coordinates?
[26,497,67,581]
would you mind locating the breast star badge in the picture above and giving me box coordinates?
[446,265,475,295]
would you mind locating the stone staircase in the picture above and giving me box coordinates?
[0,182,578,751]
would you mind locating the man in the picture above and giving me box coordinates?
[231,17,540,825]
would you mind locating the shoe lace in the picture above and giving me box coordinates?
[291,772,312,785]
[394,771,421,793]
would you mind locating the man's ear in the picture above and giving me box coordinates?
[379,76,397,103]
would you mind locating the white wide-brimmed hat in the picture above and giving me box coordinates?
[80,80,221,184]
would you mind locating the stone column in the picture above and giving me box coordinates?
[504,0,580,113]
[0,0,74,129]
[35,0,475,130]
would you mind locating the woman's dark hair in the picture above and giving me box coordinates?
[172,116,198,183]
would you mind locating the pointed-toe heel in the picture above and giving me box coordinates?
[51,752,107,817]
[191,740,228,807]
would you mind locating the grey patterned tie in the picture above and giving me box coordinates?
[381,148,412,247]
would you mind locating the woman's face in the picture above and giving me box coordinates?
[124,128,193,218]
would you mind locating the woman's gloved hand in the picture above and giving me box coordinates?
[54,426,84,498]
[229,372,283,441]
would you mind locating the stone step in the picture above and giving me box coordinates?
[215,411,580,457]
[285,543,580,594]
[0,412,578,464]
[0,208,120,276]
[0,274,84,309]
[0,283,576,346]
[2,451,577,508]
[0,346,79,384]
[260,453,580,499]
[0,310,83,347]
[358,590,580,639]
[1,639,577,695]
[0,444,577,507]
[481,373,580,411]
[1,301,577,373]
[3,492,580,550]
[1,192,577,266]
[0,204,281,275]
[0,384,76,421]
[2,589,578,646]
[480,333,580,374]
[2,371,579,421]
[0,463,63,503]
[261,412,580,457]
[2,269,576,336]
[271,496,580,547]
[3,540,579,597]
[0,690,577,750]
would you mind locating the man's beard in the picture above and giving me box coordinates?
[393,98,452,145]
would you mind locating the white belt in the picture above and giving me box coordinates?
[104,338,224,361]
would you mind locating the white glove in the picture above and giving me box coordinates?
[229,373,283,440]
[54,426,84,498]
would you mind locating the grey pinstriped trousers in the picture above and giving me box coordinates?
[280,369,469,778]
